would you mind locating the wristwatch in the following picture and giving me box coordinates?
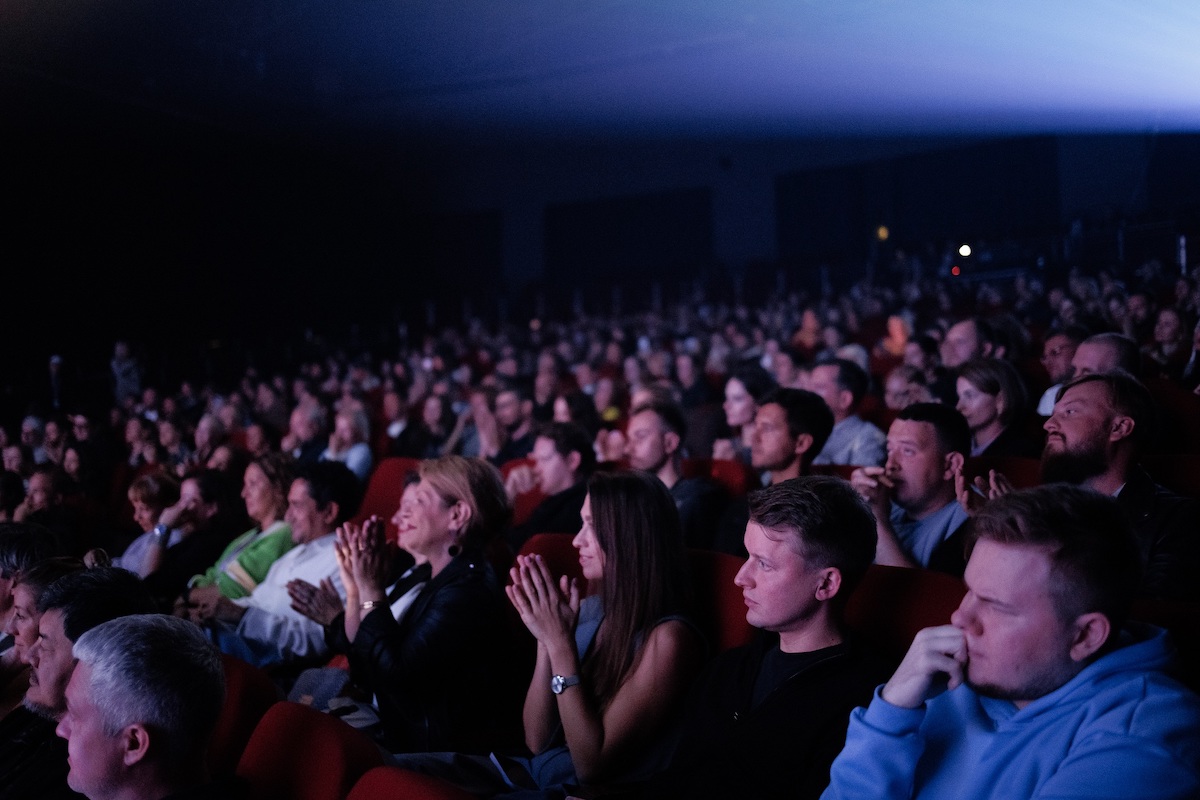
[151,524,170,546]
[551,674,580,695]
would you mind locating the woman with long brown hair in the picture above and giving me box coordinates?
[506,469,705,791]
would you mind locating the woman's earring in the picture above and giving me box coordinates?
[448,544,460,558]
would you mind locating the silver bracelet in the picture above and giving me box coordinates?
[359,600,383,611]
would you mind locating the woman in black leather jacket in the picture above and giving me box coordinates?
[291,455,522,753]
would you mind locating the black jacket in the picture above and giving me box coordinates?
[1118,466,1200,603]
[325,549,523,753]
[660,632,889,800]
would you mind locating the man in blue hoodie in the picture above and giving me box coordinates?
[822,484,1200,800]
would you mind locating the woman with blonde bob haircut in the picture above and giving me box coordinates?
[290,455,519,754]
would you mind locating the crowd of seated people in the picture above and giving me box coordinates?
[0,255,1197,798]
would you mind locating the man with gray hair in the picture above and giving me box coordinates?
[56,614,229,800]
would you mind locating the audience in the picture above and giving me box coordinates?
[0,245,1197,800]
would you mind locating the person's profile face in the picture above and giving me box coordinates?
[57,662,128,797]
[949,540,1081,706]
[25,608,74,718]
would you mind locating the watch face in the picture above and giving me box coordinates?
[551,676,564,694]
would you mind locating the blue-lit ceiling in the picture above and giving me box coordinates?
[2,0,1198,139]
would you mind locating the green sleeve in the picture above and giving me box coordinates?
[216,525,295,599]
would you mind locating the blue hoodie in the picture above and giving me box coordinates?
[822,624,1200,799]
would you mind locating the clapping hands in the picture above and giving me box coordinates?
[506,554,580,646]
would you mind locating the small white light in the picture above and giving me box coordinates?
[958,244,972,257]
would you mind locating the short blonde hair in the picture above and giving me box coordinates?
[418,456,511,544]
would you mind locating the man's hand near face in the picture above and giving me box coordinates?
[881,624,968,709]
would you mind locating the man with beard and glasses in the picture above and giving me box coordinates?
[822,486,1200,800]
[1040,371,1198,602]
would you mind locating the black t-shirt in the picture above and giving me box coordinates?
[751,642,849,709]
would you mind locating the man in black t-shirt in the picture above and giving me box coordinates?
[660,476,888,800]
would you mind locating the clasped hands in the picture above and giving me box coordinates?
[506,554,580,646]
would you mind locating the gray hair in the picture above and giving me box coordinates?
[73,615,225,768]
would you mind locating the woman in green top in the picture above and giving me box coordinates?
[184,452,296,602]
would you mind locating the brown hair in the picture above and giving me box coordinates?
[968,484,1140,637]
[584,470,692,708]
[957,358,1028,426]
[127,471,181,512]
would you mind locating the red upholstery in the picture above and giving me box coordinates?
[511,487,548,528]
[845,564,967,665]
[235,701,384,800]
[501,457,546,527]
[209,655,280,777]
[499,456,534,480]
[688,548,754,654]
[515,533,584,588]
[351,456,421,542]
[348,766,477,800]
[700,460,753,496]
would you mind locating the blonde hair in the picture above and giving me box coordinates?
[418,456,511,545]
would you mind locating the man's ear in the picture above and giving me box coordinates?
[566,450,582,475]
[793,432,814,457]
[837,389,854,414]
[663,431,681,457]
[814,567,842,602]
[1109,415,1135,443]
[122,723,152,767]
[943,451,965,480]
[319,502,340,529]
[1069,612,1111,663]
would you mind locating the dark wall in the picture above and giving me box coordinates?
[776,137,1062,270]
[543,187,713,312]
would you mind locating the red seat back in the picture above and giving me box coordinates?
[688,548,754,654]
[236,702,384,800]
[845,564,966,665]
[209,655,280,777]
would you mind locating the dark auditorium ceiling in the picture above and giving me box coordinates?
[2,0,1198,144]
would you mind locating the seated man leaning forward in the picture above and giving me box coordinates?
[193,461,362,667]
[57,615,231,800]
[822,484,1200,800]
[660,476,889,800]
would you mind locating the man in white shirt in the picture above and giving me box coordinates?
[198,461,362,666]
